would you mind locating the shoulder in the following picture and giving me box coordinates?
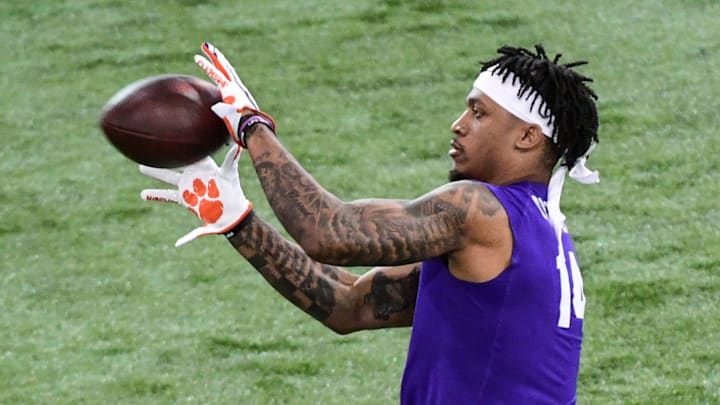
[429,180,506,218]
[430,181,513,282]
[409,180,508,242]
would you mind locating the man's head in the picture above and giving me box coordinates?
[449,44,598,184]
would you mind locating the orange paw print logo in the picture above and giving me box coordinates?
[183,178,224,224]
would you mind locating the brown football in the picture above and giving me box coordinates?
[99,74,230,168]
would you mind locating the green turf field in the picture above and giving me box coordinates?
[1,0,719,403]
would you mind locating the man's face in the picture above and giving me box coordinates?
[448,89,525,183]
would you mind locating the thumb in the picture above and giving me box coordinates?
[175,225,211,247]
[211,102,242,144]
[220,143,241,173]
[210,102,238,118]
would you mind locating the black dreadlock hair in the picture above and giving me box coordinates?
[480,44,599,169]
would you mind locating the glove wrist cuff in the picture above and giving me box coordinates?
[238,113,275,147]
[224,209,255,239]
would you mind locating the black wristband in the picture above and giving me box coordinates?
[224,210,255,239]
[238,114,275,147]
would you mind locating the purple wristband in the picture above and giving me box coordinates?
[238,114,274,147]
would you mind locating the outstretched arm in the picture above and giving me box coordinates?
[226,213,420,334]
[192,42,502,268]
[138,142,419,334]
[244,125,502,267]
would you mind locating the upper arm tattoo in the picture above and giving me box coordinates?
[330,184,500,265]
[252,144,501,266]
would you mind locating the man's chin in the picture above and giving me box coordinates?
[448,169,471,182]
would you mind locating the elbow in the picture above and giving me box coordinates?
[327,324,356,336]
[322,287,365,335]
[326,321,362,336]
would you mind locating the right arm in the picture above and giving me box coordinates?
[226,212,421,334]
[244,126,503,268]
[193,43,503,269]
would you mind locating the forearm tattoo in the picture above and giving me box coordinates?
[229,214,344,322]
[251,146,492,266]
[228,213,421,325]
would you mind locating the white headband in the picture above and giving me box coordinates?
[473,66,599,239]
[473,67,555,138]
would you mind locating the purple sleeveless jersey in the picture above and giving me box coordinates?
[400,181,585,404]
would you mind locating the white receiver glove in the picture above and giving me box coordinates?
[139,144,252,247]
[194,42,275,147]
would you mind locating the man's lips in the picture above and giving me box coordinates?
[448,139,462,158]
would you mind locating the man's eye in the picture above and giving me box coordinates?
[472,108,483,118]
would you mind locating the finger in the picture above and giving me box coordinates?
[182,156,219,172]
[140,189,180,204]
[201,42,259,109]
[194,54,229,88]
[201,42,233,83]
[220,143,241,173]
[139,165,180,185]
[207,44,243,87]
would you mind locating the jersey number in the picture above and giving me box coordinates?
[557,250,585,328]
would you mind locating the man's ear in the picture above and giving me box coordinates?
[515,124,545,151]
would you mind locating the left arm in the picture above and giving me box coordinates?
[137,144,421,333]
[225,213,421,333]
